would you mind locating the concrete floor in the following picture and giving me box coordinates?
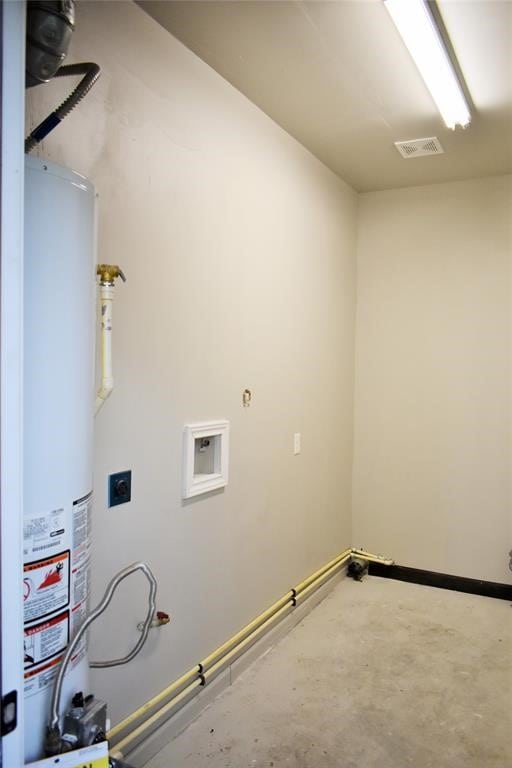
[146,576,512,768]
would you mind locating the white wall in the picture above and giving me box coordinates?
[353,175,512,583]
[26,1,357,724]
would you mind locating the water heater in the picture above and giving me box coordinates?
[23,156,96,762]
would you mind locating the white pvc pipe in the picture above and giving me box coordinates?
[95,283,114,414]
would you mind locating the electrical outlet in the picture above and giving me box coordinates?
[294,433,301,455]
[108,470,132,507]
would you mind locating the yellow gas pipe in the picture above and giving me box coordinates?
[108,548,354,745]
[351,548,394,566]
[109,547,391,759]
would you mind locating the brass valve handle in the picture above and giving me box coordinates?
[96,264,126,285]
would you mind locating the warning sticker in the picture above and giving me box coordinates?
[69,493,92,673]
[24,610,69,670]
[70,557,90,667]
[23,654,62,698]
[24,551,70,624]
[24,506,66,559]
[24,610,69,697]
[68,597,88,671]
[73,492,92,568]
[72,558,89,606]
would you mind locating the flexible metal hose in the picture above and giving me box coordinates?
[25,62,100,153]
[47,562,157,743]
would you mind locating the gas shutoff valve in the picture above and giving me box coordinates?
[137,611,171,632]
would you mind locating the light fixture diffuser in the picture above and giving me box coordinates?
[384,0,470,130]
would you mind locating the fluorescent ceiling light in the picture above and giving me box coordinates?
[384,0,470,130]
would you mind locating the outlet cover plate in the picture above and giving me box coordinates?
[108,470,132,507]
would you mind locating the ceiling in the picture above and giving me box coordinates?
[139,0,512,192]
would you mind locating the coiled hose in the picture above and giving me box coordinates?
[45,562,157,756]
[25,62,100,154]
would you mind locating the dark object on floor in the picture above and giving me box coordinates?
[110,759,136,768]
[348,558,369,582]
[368,562,512,601]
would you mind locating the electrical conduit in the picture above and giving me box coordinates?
[25,63,101,154]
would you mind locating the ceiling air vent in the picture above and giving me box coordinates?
[394,137,444,159]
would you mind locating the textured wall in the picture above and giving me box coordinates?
[26,0,357,724]
[353,176,512,583]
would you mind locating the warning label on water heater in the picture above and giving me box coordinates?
[23,506,66,559]
[72,492,92,566]
[22,492,93,696]
[24,610,69,697]
[23,550,70,624]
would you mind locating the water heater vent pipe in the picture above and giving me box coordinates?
[95,264,125,415]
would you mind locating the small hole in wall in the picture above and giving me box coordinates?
[243,388,252,407]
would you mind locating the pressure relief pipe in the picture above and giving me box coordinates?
[95,264,125,415]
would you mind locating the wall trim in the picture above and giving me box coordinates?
[368,562,512,601]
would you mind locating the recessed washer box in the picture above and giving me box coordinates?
[183,420,229,499]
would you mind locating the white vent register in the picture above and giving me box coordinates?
[394,136,444,159]
[183,420,229,498]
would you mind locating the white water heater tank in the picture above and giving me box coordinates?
[23,157,96,762]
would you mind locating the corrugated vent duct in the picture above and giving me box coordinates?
[394,136,444,159]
